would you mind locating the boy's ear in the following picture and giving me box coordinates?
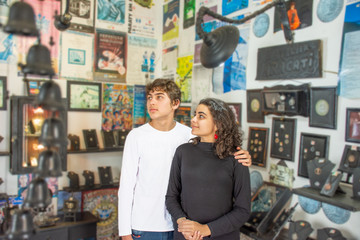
[172,99,180,109]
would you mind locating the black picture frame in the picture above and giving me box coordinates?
[309,87,337,129]
[82,129,99,150]
[101,130,116,149]
[227,103,242,126]
[247,127,269,167]
[114,129,130,147]
[98,166,113,186]
[345,108,360,143]
[67,81,101,112]
[298,133,330,178]
[0,76,7,110]
[246,89,264,123]
[338,145,360,174]
[270,118,297,161]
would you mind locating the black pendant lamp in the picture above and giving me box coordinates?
[35,80,64,111]
[23,177,52,209]
[5,209,36,240]
[3,1,38,37]
[38,118,67,148]
[21,43,55,76]
[34,149,62,178]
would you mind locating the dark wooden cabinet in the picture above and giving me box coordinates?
[9,96,67,174]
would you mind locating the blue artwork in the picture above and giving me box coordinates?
[97,0,125,24]
[322,202,350,224]
[68,49,86,65]
[0,33,15,63]
[222,0,248,16]
[253,13,270,38]
[298,194,321,214]
[317,0,344,23]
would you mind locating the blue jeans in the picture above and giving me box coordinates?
[131,230,173,240]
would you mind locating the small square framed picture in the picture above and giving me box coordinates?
[246,89,264,123]
[247,127,269,167]
[270,118,297,161]
[82,129,99,150]
[345,108,360,143]
[298,133,330,178]
[309,87,337,129]
[227,103,242,126]
[67,81,102,112]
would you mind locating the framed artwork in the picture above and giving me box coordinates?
[0,76,6,110]
[82,129,99,150]
[309,87,337,129]
[227,103,242,126]
[270,118,297,161]
[345,108,360,143]
[101,130,116,149]
[67,81,101,112]
[246,89,264,123]
[24,79,46,96]
[175,106,191,127]
[98,166,113,186]
[338,145,360,174]
[247,127,269,167]
[298,133,330,178]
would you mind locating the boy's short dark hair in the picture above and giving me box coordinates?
[146,78,181,105]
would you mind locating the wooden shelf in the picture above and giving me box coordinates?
[62,183,119,192]
[292,183,360,212]
[67,147,123,154]
[0,151,10,156]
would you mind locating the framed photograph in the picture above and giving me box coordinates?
[227,103,242,126]
[24,79,46,96]
[338,145,360,174]
[247,127,269,167]
[101,130,116,149]
[67,81,101,112]
[298,133,330,178]
[0,76,7,110]
[82,129,99,150]
[98,166,113,186]
[345,108,360,143]
[270,118,297,161]
[309,87,337,129]
[246,89,264,123]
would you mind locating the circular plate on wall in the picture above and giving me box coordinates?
[298,194,322,214]
[253,13,270,38]
[322,202,351,224]
[317,0,344,23]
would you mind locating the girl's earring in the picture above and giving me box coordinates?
[214,134,218,140]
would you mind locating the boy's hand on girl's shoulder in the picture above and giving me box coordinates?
[122,235,133,240]
[234,147,252,167]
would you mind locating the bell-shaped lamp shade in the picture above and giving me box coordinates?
[34,150,62,178]
[6,209,36,240]
[21,44,54,76]
[22,177,52,209]
[3,1,38,37]
[35,80,64,111]
[38,118,67,147]
[200,25,240,69]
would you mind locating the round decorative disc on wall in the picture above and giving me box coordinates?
[317,0,344,23]
[253,13,270,38]
[322,202,351,224]
[315,99,330,116]
[298,194,322,214]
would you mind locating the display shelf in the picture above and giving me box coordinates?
[67,147,123,154]
[292,183,360,211]
[62,183,119,192]
[0,152,9,156]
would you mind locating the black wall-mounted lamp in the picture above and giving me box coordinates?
[196,0,293,68]
[54,0,72,31]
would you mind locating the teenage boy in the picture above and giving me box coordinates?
[118,79,251,240]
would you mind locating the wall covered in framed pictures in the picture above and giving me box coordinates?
[247,127,269,167]
[270,118,297,161]
[298,133,330,178]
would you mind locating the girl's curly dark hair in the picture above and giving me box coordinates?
[191,98,243,159]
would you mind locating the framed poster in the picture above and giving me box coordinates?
[247,127,269,167]
[67,81,101,112]
[298,133,330,178]
[270,118,297,161]
[0,76,7,110]
[246,89,264,123]
[64,0,95,33]
[82,129,99,150]
[309,87,337,129]
[227,103,242,126]
[338,145,360,174]
[345,108,360,143]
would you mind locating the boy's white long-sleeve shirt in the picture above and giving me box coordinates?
[118,122,192,236]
